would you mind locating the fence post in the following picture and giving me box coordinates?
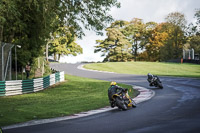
[0,81,5,96]
[1,43,6,80]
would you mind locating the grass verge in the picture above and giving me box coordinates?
[0,74,139,127]
[84,62,200,78]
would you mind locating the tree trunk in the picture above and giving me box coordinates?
[54,53,57,61]
[133,39,138,62]
[58,54,61,61]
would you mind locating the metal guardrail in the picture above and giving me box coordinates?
[183,59,200,64]
[0,71,64,96]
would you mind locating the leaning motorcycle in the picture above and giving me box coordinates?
[147,75,163,89]
[111,89,136,110]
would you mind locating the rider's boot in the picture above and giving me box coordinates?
[110,101,115,108]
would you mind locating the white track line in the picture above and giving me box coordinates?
[77,64,115,73]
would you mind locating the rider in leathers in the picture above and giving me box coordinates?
[108,81,124,107]
[147,73,161,86]
[147,73,154,86]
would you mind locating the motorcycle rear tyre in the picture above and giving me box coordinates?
[116,97,127,111]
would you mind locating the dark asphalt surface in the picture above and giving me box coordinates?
[4,63,200,133]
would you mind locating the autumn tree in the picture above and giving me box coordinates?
[145,23,168,61]
[164,12,187,59]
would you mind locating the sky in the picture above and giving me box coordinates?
[59,0,200,63]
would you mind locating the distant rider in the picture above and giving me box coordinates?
[147,73,161,86]
[147,73,154,86]
[108,81,124,107]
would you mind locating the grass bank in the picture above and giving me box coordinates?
[84,62,200,78]
[0,74,138,127]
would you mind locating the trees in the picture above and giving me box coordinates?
[95,18,170,62]
[195,9,200,32]
[95,11,190,62]
[94,21,132,62]
[0,0,120,65]
[190,36,200,57]
[157,23,175,61]
[48,26,83,61]
[145,23,168,61]
[186,9,200,57]
[123,18,146,61]
[145,12,188,62]
[164,12,187,59]
[95,18,165,62]
[0,0,61,65]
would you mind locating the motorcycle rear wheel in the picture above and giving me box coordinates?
[116,97,127,111]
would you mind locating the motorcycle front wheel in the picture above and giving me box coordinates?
[132,100,137,108]
[157,81,163,89]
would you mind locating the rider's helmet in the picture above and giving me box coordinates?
[147,73,153,79]
[110,81,117,86]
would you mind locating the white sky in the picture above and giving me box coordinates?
[59,0,200,63]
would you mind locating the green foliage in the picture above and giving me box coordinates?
[95,19,160,62]
[194,9,200,30]
[124,18,147,61]
[163,12,187,59]
[95,21,132,62]
[21,57,52,79]
[95,11,197,62]
[58,0,121,37]
[0,0,120,66]
[186,9,200,57]
[48,26,83,61]
[0,0,59,65]
[190,35,200,56]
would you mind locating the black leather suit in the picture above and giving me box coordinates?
[108,85,123,101]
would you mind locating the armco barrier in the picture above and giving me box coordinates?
[0,71,64,96]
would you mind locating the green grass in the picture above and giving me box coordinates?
[84,62,200,78]
[0,74,138,127]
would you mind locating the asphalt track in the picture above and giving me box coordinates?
[4,63,200,133]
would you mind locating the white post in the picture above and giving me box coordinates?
[192,48,194,60]
[46,43,48,62]
[183,50,185,59]
[15,45,17,80]
[38,58,40,68]
[9,49,12,80]
[42,61,44,76]
[15,45,21,80]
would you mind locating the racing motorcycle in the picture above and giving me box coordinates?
[111,89,136,110]
[147,73,163,89]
